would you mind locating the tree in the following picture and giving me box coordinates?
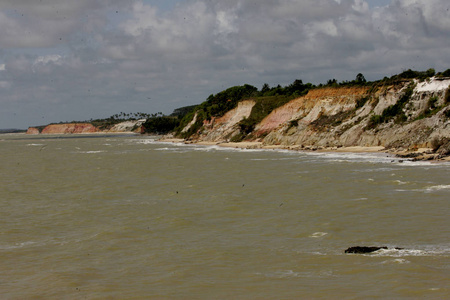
[355,73,366,84]
[426,68,436,77]
[261,83,270,94]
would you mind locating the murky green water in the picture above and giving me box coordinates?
[1,134,449,299]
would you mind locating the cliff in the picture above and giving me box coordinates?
[27,119,146,135]
[26,127,40,134]
[181,77,450,158]
[40,123,99,134]
[107,119,146,133]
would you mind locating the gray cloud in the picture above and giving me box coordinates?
[1,0,449,128]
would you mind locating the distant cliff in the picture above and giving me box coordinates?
[27,119,145,134]
[179,77,450,158]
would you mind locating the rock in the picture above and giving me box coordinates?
[345,246,404,254]
[345,246,387,254]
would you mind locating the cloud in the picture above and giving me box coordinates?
[0,0,449,128]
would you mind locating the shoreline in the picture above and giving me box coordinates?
[158,138,450,162]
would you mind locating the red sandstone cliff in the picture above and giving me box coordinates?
[26,127,40,134]
[40,123,99,134]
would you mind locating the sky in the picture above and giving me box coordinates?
[1,0,449,129]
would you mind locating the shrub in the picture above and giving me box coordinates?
[143,116,180,135]
[441,69,450,77]
[355,96,369,109]
[367,114,384,129]
[444,109,450,118]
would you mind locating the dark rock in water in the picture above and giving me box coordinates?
[345,246,387,254]
[345,246,404,254]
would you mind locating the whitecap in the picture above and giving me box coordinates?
[310,232,328,238]
[425,185,450,192]
[370,246,450,257]
[381,259,410,264]
[0,241,37,250]
[78,150,106,154]
[258,270,300,278]
[394,180,408,185]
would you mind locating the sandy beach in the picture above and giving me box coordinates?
[160,138,388,153]
[157,137,450,162]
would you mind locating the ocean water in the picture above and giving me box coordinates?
[0,134,449,299]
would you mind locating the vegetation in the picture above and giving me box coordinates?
[142,116,180,134]
[367,82,415,129]
[0,128,27,134]
[355,96,370,109]
[310,110,354,131]
[437,68,450,77]
[170,105,198,118]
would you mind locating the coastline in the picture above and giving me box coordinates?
[157,137,450,162]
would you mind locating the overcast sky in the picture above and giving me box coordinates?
[1,0,449,129]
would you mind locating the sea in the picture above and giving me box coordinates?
[0,133,449,299]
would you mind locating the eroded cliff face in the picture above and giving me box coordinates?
[262,78,450,150]
[40,123,99,134]
[107,119,146,133]
[193,100,255,141]
[185,77,450,151]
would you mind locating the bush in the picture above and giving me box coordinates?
[367,114,384,129]
[369,82,415,127]
[441,69,450,77]
[355,96,369,109]
[143,116,180,135]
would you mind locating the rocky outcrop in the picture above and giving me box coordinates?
[183,77,450,157]
[107,119,146,133]
[40,123,99,134]
[200,100,255,141]
[26,127,40,134]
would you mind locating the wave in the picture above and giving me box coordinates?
[396,185,450,193]
[360,246,450,257]
[425,185,450,192]
[256,269,335,279]
[76,150,107,154]
[0,241,37,250]
[132,139,450,167]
